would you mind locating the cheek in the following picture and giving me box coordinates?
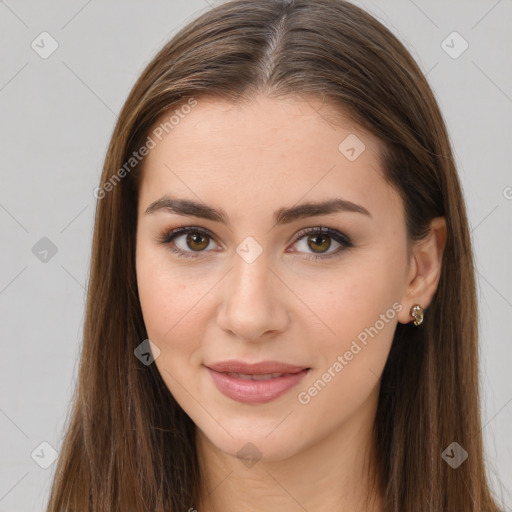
[135,248,210,399]
[135,243,219,358]
[296,252,406,344]
[137,271,199,345]
[136,239,181,339]
[294,275,401,420]
[292,247,406,404]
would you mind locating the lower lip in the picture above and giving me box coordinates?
[206,367,310,404]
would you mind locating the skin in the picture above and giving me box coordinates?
[135,94,446,512]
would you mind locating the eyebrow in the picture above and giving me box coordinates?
[144,195,371,225]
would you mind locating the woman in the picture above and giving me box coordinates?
[46,0,504,510]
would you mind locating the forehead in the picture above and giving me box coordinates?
[138,94,398,221]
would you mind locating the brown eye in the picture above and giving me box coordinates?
[158,226,218,259]
[290,226,353,261]
[185,232,210,251]
[307,233,332,253]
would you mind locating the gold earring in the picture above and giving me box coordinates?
[410,304,424,326]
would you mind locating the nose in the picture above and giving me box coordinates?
[216,250,289,342]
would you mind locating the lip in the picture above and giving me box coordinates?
[206,360,308,374]
[205,360,310,404]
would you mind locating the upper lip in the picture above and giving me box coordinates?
[205,360,309,375]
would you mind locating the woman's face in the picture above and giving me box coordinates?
[135,94,412,462]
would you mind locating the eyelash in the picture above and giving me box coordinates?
[157,225,353,262]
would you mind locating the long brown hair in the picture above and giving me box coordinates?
[46,1,504,510]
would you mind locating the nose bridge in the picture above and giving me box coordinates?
[230,243,271,304]
[217,238,288,340]
[229,231,270,293]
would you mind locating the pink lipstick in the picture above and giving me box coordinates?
[205,360,310,404]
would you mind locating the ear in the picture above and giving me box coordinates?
[397,217,447,325]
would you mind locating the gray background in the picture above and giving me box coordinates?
[0,0,511,510]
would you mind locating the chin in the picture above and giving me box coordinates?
[196,417,307,464]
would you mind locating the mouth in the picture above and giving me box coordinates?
[204,360,311,404]
[221,371,297,381]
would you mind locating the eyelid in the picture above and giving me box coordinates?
[157,226,221,256]
[291,225,352,247]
